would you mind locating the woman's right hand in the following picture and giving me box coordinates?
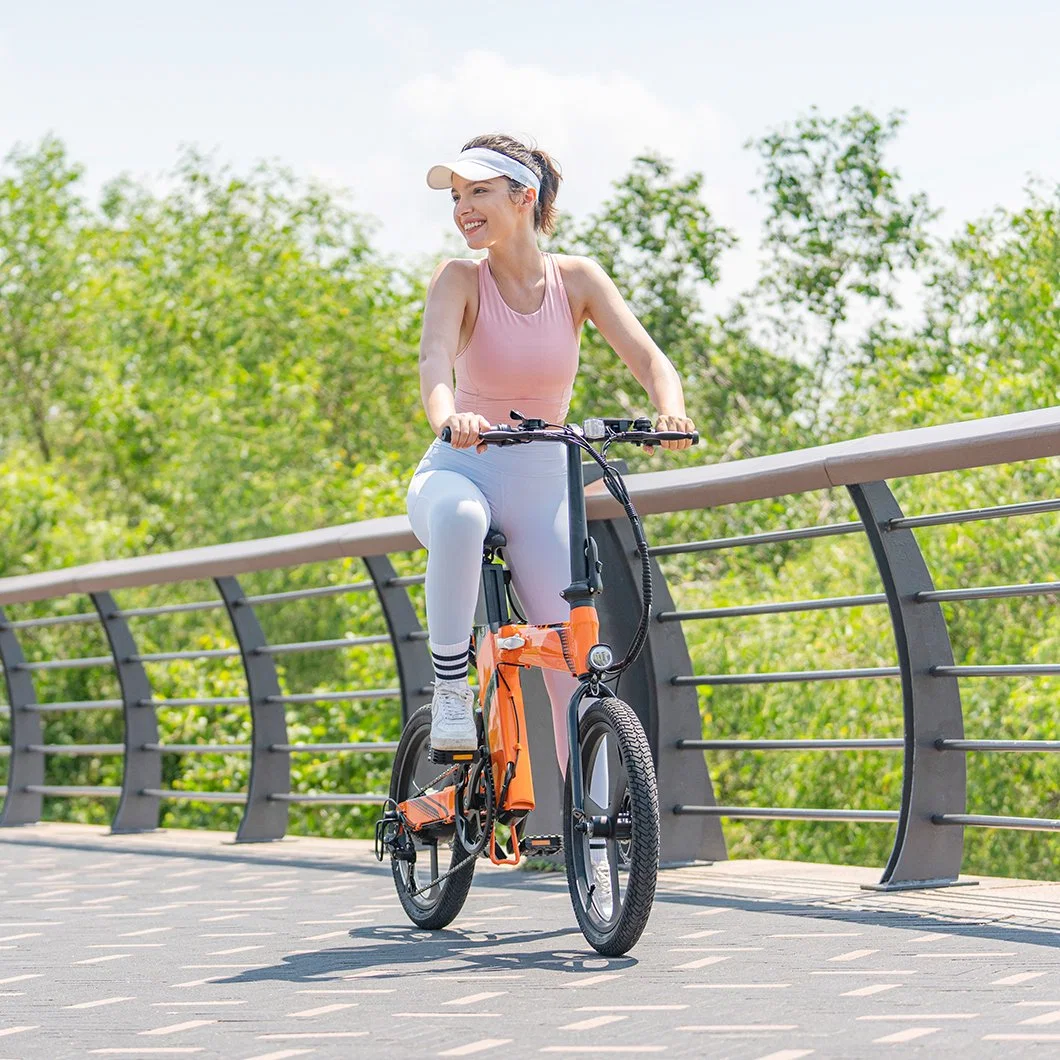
[440,412,493,452]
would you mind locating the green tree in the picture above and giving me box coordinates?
[550,154,805,462]
[849,181,1059,429]
[0,136,95,464]
[743,107,937,430]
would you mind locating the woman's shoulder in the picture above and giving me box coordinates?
[426,257,480,299]
[551,253,609,296]
[552,253,607,276]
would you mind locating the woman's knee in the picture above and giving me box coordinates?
[428,494,490,542]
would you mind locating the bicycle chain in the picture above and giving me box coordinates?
[410,764,460,800]
[406,749,495,899]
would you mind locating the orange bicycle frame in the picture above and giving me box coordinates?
[396,605,600,865]
[396,436,606,866]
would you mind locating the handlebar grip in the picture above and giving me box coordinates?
[440,427,452,443]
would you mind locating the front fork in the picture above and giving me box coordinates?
[566,678,615,838]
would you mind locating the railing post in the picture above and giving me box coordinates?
[0,607,43,826]
[91,592,161,833]
[592,516,728,865]
[215,576,290,842]
[364,555,433,727]
[849,481,967,889]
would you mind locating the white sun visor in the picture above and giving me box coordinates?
[427,147,541,193]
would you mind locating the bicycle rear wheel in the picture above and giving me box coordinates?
[563,697,659,956]
[389,705,475,929]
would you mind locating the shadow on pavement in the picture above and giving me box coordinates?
[653,888,1060,951]
[217,923,637,984]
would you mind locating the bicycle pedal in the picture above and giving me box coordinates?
[427,744,481,765]
[520,834,563,856]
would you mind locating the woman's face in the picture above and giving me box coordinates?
[451,174,534,248]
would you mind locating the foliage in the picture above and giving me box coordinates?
[742,108,937,429]
[550,156,807,463]
[0,112,1057,880]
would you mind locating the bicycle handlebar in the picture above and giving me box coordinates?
[439,424,699,447]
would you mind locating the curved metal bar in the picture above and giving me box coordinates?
[131,648,241,663]
[917,580,1060,603]
[386,574,426,588]
[27,744,125,755]
[648,521,864,556]
[932,664,1060,678]
[90,592,161,833]
[4,611,100,630]
[139,696,247,708]
[659,593,886,621]
[678,738,904,751]
[674,667,900,686]
[933,813,1060,832]
[254,635,390,655]
[24,785,121,798]
[146,743,252,754]
[363,556,433,727]
[266,689,401,704]
[21,699,123,712]
[889,497,1060,531]
[592,515,727,863]
[243,581,374,607]
[849,481,966,889]
[0,605,43,826]
[14,655,114,672]
[115,600,224,619]
[268,792,388,804]
[935,739,1060,752]
[273,742,400,753]
[215,576,289,842]
[142,788,247,804]
[674,805,900,822]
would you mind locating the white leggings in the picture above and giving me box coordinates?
[406,439,582,769]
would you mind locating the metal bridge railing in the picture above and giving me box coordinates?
[0,406,1058,887]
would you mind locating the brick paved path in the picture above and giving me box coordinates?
[1,824,1058,1058]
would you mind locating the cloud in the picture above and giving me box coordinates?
[396,50,723,217]
[319,49,745,283]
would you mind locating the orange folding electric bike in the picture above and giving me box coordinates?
[375,414,697,956]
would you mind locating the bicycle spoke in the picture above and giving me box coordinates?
[606,839,622,913]
[605,729,622,781]
[607,773,629,819]
[584,736,610,817]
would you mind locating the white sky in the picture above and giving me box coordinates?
[3,0,1059,314]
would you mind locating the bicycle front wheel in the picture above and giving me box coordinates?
[563,697,659,956]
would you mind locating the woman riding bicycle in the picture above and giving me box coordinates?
[408,132,695,765]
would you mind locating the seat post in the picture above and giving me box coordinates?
[481,531,510,632]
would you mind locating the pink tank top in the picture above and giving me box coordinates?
[455,253,580,426]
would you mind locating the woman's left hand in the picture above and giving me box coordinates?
[648,413,697,454]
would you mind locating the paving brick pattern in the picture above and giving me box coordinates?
[1,824,1058,1058]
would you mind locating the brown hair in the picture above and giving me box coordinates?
[461,133,562,235]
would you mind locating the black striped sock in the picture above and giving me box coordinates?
[431,644,469,682]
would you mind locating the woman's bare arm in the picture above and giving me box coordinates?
[573,257,696,449]
[419,260,491,449]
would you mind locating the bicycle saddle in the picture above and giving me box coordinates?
[484,528,507,549]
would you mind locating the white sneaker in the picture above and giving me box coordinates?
[590,846,614,918]
[430,678,477,751]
